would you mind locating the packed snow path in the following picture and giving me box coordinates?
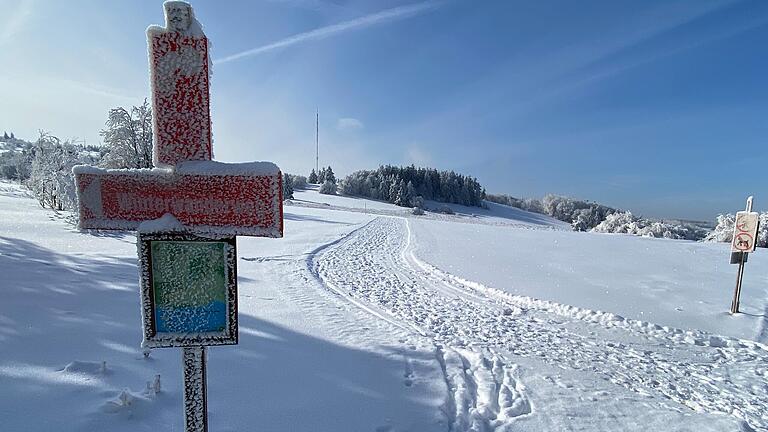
[313,217,768,431]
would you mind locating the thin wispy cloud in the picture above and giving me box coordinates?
[214,1,441,65]
[0,0,34,46]
[337,117,364,131]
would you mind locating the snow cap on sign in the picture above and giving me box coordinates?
[72,165,107,175]
[137,213,187,233]
[72,165,171,176]
[74,162,281,177]
[147,1,204,38]
[174,160,281,176]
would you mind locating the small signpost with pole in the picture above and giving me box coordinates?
[729,196,758,314]
[73,2,283,431]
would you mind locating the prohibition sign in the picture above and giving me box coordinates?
[734,232,753,251]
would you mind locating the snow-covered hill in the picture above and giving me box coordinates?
[1,181,766,431]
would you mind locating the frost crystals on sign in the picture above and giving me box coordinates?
[152,241,227,333]
[138,231,238,348]
[147,0,212,167]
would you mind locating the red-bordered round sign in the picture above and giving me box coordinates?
[733,232,753,251]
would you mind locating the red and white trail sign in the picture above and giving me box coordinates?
[148,0,212,167]
[73,2,283,238]
[74,2,283,431]
[74,161,283,237]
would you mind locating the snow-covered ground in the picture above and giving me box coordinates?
[1,181,767,431]
[410,218,768,341]
[292,184,403,212]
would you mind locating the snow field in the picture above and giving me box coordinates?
[0,185,451,431]
[2,180,767,431]
[313,216,768,430]
[409,217,768,341]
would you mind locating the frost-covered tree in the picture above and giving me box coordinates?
[308,169,318,184]
[324,166,336,183]
[317,167,326,184]
[319,179,337,195]
[412,195,425,209]
[704,214,735,243]
[2,132,8,140]
[759,213,768,248]
[282,173,294,200]
[100,99,153,169]
[405,181,416,207]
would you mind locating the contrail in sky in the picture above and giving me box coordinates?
[213,1,441,65]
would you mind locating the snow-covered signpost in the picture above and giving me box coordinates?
[729,196,758,314]
[73,2,283,431]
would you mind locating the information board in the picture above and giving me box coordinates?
[139,232,238,348]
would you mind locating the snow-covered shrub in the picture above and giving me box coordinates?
[319,180,337,195]
[288,174,308,190]
[27,132,99,211]
[592,211,708,240]
[437,205,454,215]
[412,207,424,215]
[704,214,734,243]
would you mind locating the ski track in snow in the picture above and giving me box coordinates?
[312,217,768,432]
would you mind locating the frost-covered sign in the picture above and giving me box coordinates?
[148,0,212,167]
[139,229,238,348]
[74,161,283,236]
[73,2,283,237]
[731,211,759,253]
[71,2,284,430]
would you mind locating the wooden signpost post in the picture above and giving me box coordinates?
[73,2,283,431]
[729,196,759,314]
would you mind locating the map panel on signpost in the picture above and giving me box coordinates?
[152,241,228,333]
[139,232,239,349]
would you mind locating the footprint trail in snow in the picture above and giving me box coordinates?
[313,217,768,431]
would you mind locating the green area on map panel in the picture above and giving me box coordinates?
[151,241,228,333]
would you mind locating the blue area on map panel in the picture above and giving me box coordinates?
[155,301,227,333]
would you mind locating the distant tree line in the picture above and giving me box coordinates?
[486,193,617,231]
[341,165,485,208]
[487,193,711,240]
[592,211,710,241]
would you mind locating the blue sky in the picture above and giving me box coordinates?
[1,0,767,220]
